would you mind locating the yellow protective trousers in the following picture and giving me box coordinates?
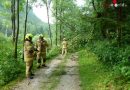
[25,58,33,78]
[62,48,67,55]
[37,52,46,67]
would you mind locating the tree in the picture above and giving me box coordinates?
[55,0,58,46]
[14,0,20,59]
[11,0,16,44]
[52,0,80,39]
[42,0,52,46]
[23,0,29,43]
[22,0,29,59]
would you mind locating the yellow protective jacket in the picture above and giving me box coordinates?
[24,40,35,62]
[36,39,48,53]
[62,41,67,49]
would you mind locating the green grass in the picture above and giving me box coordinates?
[78,50,113,90]
[78,49,130,90]
[0,75,25,90]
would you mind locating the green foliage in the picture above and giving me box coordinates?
[46,46,61,60]
[68,34,88,52]
[87,40,130,66]
[120,66,130,77]
[0,0,130,87]
[86,40,130,86]
[0,59,24,86]
[88,41,118,65]
[78,50,112,90]
[0,33,25,86]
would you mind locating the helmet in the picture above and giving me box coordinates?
[39,34,44,37]
[63,38,66,40]
[25,34,33,40]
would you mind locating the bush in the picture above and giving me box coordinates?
[0,34,25,86]
[68,34,88,52]
[87,40,130,82]
[46,46,61,60]
[88,40,120,65]
[0,58,24,85]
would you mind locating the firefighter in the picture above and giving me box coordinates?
[36,34,48,68]
[62,38,68,55]
[24,34,35,79]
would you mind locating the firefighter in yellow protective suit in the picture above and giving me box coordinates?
[62,38,68,55]
[24,34,35,79]
[36,35,48,68]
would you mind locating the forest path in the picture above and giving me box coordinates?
[12,55,63,90]
[54,53,81,90]
[11,54,81,90]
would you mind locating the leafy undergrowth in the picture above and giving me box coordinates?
[46,46,61,60]
[78,50,130,90]
[0,34,25,87]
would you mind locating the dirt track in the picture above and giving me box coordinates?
[55,54,81,90]
[11,54,81,90]
[12,55,63,90]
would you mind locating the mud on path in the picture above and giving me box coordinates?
[55,54,81,90]
[12,55,63,90]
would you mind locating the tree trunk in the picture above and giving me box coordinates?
[59,0,63,42]
[117,5,122,47]
[14,0,19,59]
[46,3,52,46]
[92,0,97,12]
[5,28,8,37]
[59,23,62,42]
[11,0,14,39]
[11,0,16,44]
[55,0,58,46]
[117,27,122,47]
[22,0,29,60]
[13,0,16,43]
[24,0,29,42]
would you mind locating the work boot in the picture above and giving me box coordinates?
[29,76,33,79]
[37,66,40,69]
[42,64,47,67]
[31,73,35,76]
[27,76,33,79]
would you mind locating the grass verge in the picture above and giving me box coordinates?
[78,49,130,90]
[78,50,114,90]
